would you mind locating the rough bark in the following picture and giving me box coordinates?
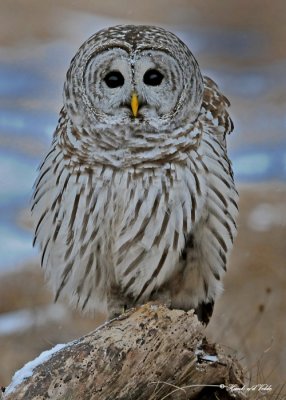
[3,304,245,400]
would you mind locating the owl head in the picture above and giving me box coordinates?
[64,25,204,133]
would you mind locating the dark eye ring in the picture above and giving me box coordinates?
[104,70,125,88]
[143,69,164,86]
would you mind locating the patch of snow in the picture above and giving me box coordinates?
[5,343,67,395]
[195,349,218,363]
[248,203,286,231]
[0,304,69,336]
[199,354,218,362]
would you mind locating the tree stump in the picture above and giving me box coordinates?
[3,304,245,399]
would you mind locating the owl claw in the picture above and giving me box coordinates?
[107,302,131,320]
[195,300,214,325]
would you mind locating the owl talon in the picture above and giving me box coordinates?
[108,305,129,320]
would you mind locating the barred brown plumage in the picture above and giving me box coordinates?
[32,25,238,324]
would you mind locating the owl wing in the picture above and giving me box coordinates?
[179,77,238,324]
[32,108,70,294]
[201,76,234,147]
[32,108,108,313]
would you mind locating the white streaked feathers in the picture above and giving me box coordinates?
[32,25,238,323]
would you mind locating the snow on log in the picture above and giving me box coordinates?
[3,304,245,400]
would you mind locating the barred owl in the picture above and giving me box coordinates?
[32,25,238,324]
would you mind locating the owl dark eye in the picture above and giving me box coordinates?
[143,69,164,86]
[104,70,125,88]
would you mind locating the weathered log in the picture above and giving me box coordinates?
[3,304,245,399]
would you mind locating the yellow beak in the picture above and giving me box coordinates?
[131,93,139,117]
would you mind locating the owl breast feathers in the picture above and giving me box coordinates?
[32,25,238,324]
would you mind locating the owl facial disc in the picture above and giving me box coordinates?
[64,25,204,131]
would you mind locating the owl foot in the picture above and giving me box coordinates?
[195,300,214,325]
[108,303,133,320]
